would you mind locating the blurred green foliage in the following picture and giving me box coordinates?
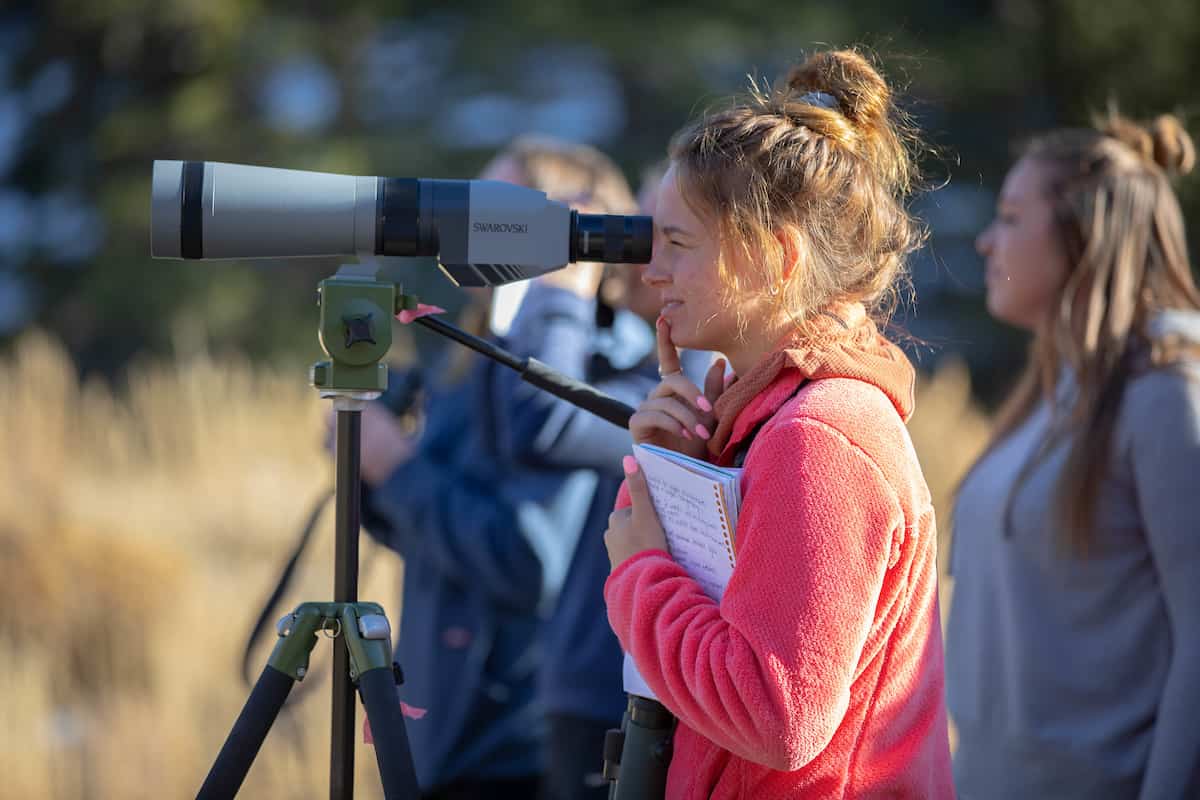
[4,0,1199,398]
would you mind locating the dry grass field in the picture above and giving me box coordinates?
[0,332,403,799]
[0,332,989,798]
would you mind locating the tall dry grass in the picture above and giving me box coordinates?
[0,332,989,798]
[0,332,401,799]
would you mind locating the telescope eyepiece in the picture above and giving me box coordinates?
[571,212,653,265]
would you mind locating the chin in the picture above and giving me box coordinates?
[986,293,1036,331]
[985,293,1013,325]
[679,327,725,354]
[667,325,698,349]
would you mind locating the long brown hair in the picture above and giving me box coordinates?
[986,109,1200,555]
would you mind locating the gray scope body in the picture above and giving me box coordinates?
[151,160,653,287]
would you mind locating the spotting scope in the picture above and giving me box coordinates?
[150,160,653,287]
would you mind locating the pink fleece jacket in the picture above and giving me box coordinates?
[605,326,954,798]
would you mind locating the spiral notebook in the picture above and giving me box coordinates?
[622,443,743,699]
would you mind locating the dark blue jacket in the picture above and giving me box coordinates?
[361,306,591,790]
[495,285,711,724]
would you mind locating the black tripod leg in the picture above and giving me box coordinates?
[358,667,420,799]
[332,407,362,800]
[198,665,296,800]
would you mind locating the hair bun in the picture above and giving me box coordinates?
[1149,115,1195,177]
[785,49,890,134]
[783,48,914,194]
[1098,110,1195,177]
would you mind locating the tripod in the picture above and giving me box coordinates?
[197,267,420,799]
[198,400,420,799]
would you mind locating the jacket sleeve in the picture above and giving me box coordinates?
[359,390,545,614]
[497,283,637,472]
[493,283,665,473]
[506,368,656,474]
[1127,369,1200,800]
[604,417,904,770]
[524,351,712,473]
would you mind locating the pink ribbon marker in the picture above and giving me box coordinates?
[396,304,446,325]
[364,703,428,744]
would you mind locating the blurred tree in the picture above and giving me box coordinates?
[0,0,1197,398]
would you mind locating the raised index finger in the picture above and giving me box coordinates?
[656,316,682,377]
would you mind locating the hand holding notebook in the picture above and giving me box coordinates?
[621,443,743,698]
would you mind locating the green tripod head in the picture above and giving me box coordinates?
[309,264,419,396]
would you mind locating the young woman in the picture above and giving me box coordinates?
[355,136,641,800]
[947,113,1200,798]
[601,49,955,799]
[494,169,713,800]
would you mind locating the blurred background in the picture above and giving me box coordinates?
[1,0,1197,797]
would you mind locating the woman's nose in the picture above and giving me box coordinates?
[641,254,670,286]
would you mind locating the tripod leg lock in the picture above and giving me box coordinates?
[266,606,324,680]
[358,613,392,640]
[264,603,395,682]
[340,604,395,682]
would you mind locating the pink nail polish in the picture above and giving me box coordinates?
[696,396,712,413]
[680,427,693,440]
[623,455,639,474]
[695,424,711,439]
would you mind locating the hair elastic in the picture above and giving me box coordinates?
[796,91,840,112]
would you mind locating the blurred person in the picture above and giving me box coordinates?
[602,49,955,798]
[948,110,1200,798]
[351,135,640,799]
[495,161,711,800]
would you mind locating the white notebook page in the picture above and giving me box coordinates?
[622,444,742,699]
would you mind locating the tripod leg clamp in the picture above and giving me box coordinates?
[340,604,395,680]
[268,605,324,680]
[266,602,395,682]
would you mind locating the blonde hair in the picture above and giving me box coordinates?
[667,48,925,337]
[986,108,1200,555]
[502,134,636,214]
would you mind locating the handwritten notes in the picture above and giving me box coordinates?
[635,445,739,601]
[623,444,742,699]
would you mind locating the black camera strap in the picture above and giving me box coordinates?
[239,487,334,685]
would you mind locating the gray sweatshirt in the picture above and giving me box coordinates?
[946,311,1200,800]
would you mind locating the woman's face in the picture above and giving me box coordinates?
[976,156,1072,331]
[642,164,750,351]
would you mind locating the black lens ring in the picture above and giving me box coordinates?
[180,161,204,259]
